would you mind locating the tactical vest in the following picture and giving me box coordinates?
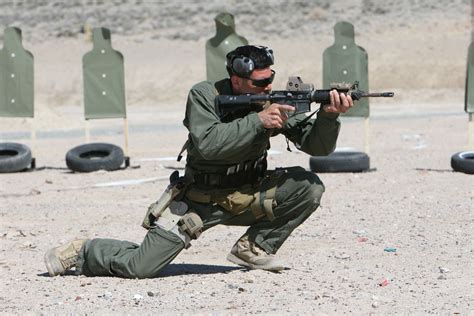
[180,79,269,189]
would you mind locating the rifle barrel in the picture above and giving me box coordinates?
[362,92,394,97]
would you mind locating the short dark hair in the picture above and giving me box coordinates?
[226,45,274,78]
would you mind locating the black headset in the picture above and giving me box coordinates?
[226,45,274,78]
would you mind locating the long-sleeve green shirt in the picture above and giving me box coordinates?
[183,78,341,174]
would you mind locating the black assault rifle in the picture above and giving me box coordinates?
[215,77,394,118]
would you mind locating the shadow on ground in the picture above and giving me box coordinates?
[159,263,244,277]
[37,264,243,278]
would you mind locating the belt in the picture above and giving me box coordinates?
[191,154,267,189]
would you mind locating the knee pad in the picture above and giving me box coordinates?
[179,212,203,240]
[155,201,203,248]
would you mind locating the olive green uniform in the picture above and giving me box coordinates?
[77,79,340,279]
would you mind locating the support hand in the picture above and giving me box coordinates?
[323,90,354,113]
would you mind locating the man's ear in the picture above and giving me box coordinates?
[230,75,241,92]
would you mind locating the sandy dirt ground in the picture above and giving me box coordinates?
[1,0,473,314]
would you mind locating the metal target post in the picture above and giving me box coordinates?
[364,117,370,155]
[469,1,474,150]
[469,113,473,150]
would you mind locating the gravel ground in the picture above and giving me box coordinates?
[1,103,473,314]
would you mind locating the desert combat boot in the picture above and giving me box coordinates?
[227,235,285,271]
[44,239,87,276]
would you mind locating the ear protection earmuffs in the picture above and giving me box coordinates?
[229,55,255,78]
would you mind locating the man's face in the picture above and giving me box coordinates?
[231,67,273,95]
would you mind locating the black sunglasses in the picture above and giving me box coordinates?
[249,70,275,87]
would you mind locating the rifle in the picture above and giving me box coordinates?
[215,77,394,118]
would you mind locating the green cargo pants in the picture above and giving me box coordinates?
[77,167,324,278]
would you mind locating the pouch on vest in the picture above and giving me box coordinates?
[186,184,256,215]
[212,190,256,215]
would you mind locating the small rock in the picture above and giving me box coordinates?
[383,247,397,253]
[439,267,450,273]
[238,287,246,292]
[245,278,255,283]
[133,294,143,304]
[378,278,390,287]
[20,241,37,249]
[335,253,351,260]
[99,291,112,299]
[147,291,154,297]
[6,230,26,239]
[372,301,379,308]
[45,179,53,184]
[437,274,447,280]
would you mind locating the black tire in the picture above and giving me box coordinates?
[66,143,124,172]
[309,151,370,173]
[451,151,474,174]
[0,142,32,173]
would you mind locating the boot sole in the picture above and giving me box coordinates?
[226,253,285,271]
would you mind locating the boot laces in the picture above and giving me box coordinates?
[250,242,269,257]
[61,255,78,269]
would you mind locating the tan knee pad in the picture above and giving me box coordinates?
[179,212,203,240]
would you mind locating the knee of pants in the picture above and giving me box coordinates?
[276,170,325,212]
[301,174,325,211]
[132,228,185,279]
[308,174,325,204]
